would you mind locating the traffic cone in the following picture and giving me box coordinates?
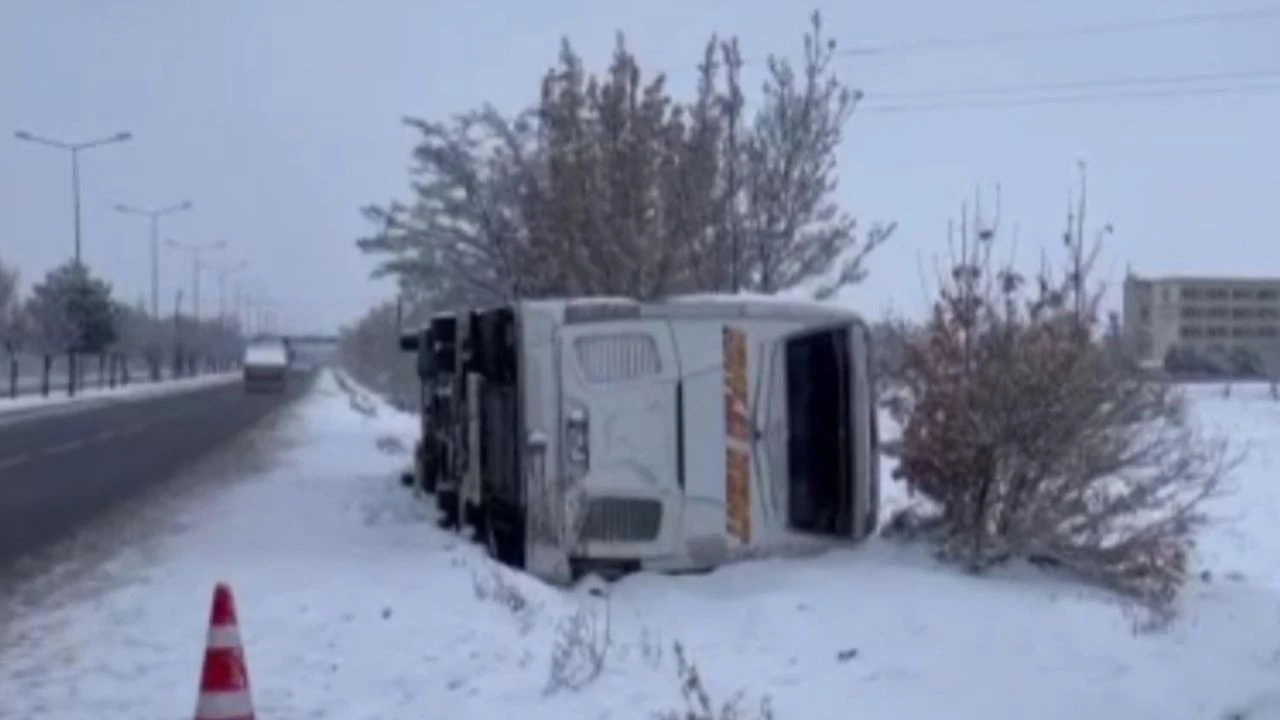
[194,582,255,720]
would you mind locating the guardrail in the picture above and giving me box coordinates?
[3,351,241,400]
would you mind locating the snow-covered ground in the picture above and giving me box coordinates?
[0,371,240,418]
[3,373,1280,719]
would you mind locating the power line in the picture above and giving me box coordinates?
[832,5,1280,60]
[662,6,1280,75]
[649,7,1280,114]
[860,80,1280,114]
[865,68,1280,101]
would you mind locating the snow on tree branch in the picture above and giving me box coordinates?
[355,11,887,307]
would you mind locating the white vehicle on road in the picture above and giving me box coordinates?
[242,337,291,393]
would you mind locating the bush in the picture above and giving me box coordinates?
[885,189,1235,622]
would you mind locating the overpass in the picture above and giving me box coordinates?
[282,335,340,366]
[285,334,339,345]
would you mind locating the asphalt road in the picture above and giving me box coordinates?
[0,371,313,568]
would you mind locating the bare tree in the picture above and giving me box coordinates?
[885,174,1236,623]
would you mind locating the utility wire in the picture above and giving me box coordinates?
[665,6,1280,74]
[860,80,1280,114]
[656,7,1280,113]
[865,68,1280,101]
[830,5,1280,59]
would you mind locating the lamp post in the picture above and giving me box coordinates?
[231,279,246,335]
[14,129,133,265]
[240,280,267,336]
[216,260,249,327]
[166,238,225,321]
[115,200,193,319]
[247,290,276,335]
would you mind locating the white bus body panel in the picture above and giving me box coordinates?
[556,319,682,562]
[513,295,879,582]
[518,304,568,582]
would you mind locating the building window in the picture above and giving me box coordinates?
[1180,306,1204,320]
[1233,307,1255,319]
[1180,326,1203,338]
[1206,306,1229,318]
[1139,305,1151,323]
[1257,326,1278,337]
[1259,289,1279,301]
[1205,288,1229,300]
[1206,326,1229,337]
[1233,288,1255,300]
[1180,287,1200,300]
[1258,307,1279,319]
[1233,327,1253,337]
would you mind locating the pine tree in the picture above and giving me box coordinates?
[25,261,118,353]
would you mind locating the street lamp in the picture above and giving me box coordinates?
[14,129,133,265]
[232,279,248,334]
[243,283,275,336]
[215,260,249,327]
[240,281,263,336]
[259,295,280,334]
[115,200,193,319]
[166,238,225,321]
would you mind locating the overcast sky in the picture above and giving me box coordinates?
[4,0,1278,332]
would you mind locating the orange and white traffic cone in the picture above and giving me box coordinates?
[194,582,255,720]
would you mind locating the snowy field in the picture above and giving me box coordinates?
[3,372,1280,719]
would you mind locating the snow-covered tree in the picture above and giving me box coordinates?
[338,300,415,404]
[24,261,118,354]
[0,256,23,355]
[743,14,896,298]
[114,299,155,356]
[356,11,888,306]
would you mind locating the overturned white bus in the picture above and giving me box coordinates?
[405,294,881,584]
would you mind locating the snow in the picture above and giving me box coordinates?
[3,373,1280,719]
[665,291,860,315]
[1186,383,1280,588]
[0,371,241,419]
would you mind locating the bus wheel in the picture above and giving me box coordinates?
[485,520,502,562]
[469,503,488,544]
[436,490,460,530]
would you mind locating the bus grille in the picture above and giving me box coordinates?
[579,497,662,543]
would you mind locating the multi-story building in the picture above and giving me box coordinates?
[1122,273,1280,369]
